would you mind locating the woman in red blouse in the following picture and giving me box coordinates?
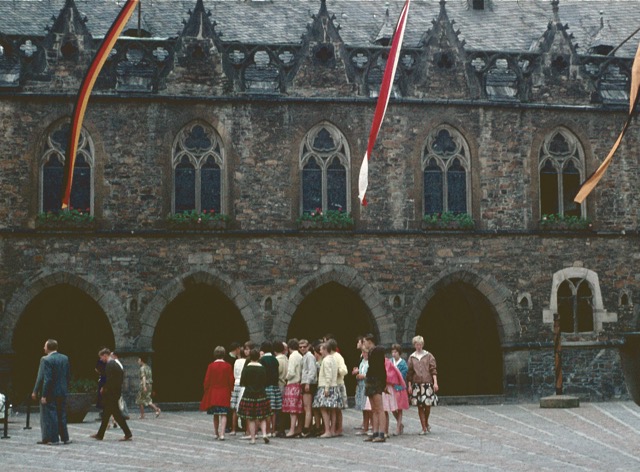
[200,346,235,440]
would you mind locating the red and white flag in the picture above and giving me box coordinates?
[358,0,412,206]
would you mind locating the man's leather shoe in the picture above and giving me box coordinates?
[63,440,73,445]
[119,435,132,441]
[36,440,50,445]
[90,434,103,440]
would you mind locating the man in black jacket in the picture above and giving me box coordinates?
[91,348,132,441]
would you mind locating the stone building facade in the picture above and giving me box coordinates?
[0,0,639,403]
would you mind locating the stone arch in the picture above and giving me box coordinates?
[1,270,126,351]
[405,267,517,345]
[406,268,515,395]
[272,265,391,344]
[137,269,262,350]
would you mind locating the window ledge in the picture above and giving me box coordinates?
[297,220,354,230]
[422,221,475,231]
[166,219,229,230]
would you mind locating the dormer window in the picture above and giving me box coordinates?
[472,0,485,10]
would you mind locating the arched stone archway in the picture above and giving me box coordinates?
[141,270,258,401]
[273,265,391,344]
[1,271,126,352]
[10,282,116,401]
[406,269,517,396]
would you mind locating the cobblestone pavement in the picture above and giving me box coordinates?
[2,402,640,471]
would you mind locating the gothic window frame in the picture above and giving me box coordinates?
[543,267,617,333]
[538,127,586,219]
[171,121,225,215]
[39,122,95,214]
[421,125,472,216]
[299,123,351,215]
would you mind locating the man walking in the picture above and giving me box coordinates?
[91,348,133,441]
[41,339,71,445]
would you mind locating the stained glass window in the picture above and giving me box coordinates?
[41,123,94,213]
[172,123,224,214]
[300,124,350,215]
[422,126,471,216]
[538,129,585,218]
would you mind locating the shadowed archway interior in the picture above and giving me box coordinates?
[12,284,115,402]
[152,283,249,402]
[287,282,376,396]
[416,281,503,396]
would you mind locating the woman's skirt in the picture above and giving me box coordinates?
[312,386,343,409]
[238,394,272,420]
[230,384,244,410]
[338,383,348,410]
[265,385,282,411]
[393,385,410,411]
[381,387,398,412]
[282,383,303,414]
[354,380,366,411]
[410,382,439,407]
[136,385,154,406]
[207,406,230,415]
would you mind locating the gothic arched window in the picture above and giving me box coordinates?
[40,123,94,213]
[172,122,224,214]
[557,278,594,333]
[300,124,350,214]
[539,129,585,218]
[422,126,471,215]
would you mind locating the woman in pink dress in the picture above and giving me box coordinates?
[385,356,409,436]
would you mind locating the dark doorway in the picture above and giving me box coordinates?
[152,283,248,402]
[12,284,115,402]
[416,281,503,396]
[287,282,376,396]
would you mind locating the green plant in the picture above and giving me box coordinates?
[68,377,96,394]
[37,208,94,224]
[297,208,354,228]
[166,209,231,225]
[539,213,591,230]
[423,212,474,229]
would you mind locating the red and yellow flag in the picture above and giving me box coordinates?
[358,0,412,206]
[574,41,640,204]
[61,0,140,209]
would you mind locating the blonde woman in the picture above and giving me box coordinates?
[406,335,438,435]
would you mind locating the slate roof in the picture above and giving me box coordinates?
[1,0,639,57]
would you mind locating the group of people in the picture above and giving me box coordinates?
[199,334,439,444]
[30,334,438,446]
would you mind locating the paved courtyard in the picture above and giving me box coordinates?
[2,402,640,471]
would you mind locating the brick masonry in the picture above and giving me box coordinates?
[1,0,640,403]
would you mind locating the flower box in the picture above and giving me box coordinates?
[166,210,230,230]
[36,210,96,231]
[297,209,354,230]
[539,214,592,231]
[422,212,474,231]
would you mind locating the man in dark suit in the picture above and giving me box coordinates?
[41,339,71,445]
[91,348,132,441]
[32,353,52,444]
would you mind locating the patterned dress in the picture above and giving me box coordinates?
[136,364,154,406]
[354,357,368,411]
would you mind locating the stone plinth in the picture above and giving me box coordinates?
[540,394,580,408]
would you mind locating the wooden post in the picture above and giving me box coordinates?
[553,312,563,395]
